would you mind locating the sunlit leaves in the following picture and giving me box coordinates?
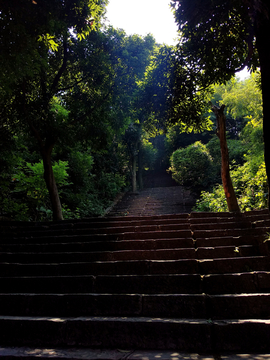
[38,34,59,51]
[170,0,260,83]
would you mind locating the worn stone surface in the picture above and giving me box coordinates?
[108,177,196,217]
[3,347,270,359]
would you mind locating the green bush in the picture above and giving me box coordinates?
[169,141,214,191]
[63,149,127,217]
[194,160,267,212]
[1,159,71,221]
[194,185,227,212]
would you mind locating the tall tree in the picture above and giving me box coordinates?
[170,0,270,207]
[0,0,107,220]
[211,104,240,212]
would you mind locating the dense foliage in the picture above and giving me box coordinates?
[0,1,267,220]
[169,141,213,191]
[175,74,267,212]
[170,0,270,207]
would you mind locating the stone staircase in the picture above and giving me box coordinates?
[1,209,270,357]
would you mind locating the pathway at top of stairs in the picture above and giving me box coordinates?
[107,171,196,217]
[1,209,270,359]
[107,186,196,217]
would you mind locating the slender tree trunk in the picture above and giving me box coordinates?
[255,3,270,209]
[212,104,241,213]
[131,152,137,193]
[41,144,64,221]
[138,140,143,190]
[29,120,64,221]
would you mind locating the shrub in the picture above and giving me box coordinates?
[169,141,214,192]
[194,160,267,212]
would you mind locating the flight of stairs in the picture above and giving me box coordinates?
[1,209,270,356]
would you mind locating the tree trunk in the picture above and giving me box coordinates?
[138,140,143,190]
[29,121,64,221]
[131,153,137,193]
[255,3,270,209]
[41,143,64,221]
[212,104,241,213]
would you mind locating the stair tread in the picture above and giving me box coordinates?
[1,347,270,360]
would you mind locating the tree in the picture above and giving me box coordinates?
[211,104,240,212]
[171,0,270,207]
[111,33,156,192]
[0,0,107,220]
[169,141,213,191]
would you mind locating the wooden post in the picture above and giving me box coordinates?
[212,104,241,213]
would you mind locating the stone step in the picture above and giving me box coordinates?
[190,209,269,218]
[203,271,270,295]
[0,315,212,351]
[0,293,205,318]
[190,221,251,231]
[0,238,195,252]
[1,315,270,352]
[0,244,259,264]
[199,256,270,274]
[0,256,268,277]
[0,214,189,234]
[1,293,270,319]
[1,209,270,354]
[3,212,269,242]
[1,210,268,235]
[196,234,263,247]
[2,348,270,360]
[0,248,197,263]
[0,229,193,244]
[1,271,269,294]
[189,216,249,225]
[1,219,260,242]
[0,259,200,277]
[196,245,259,259]
[192,227,270,239]
[1,223,191,239]
[0,274,203,294]
[210,293,270,320]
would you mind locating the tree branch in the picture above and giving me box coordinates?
[50,37,68,94]
[57,75,89,92]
